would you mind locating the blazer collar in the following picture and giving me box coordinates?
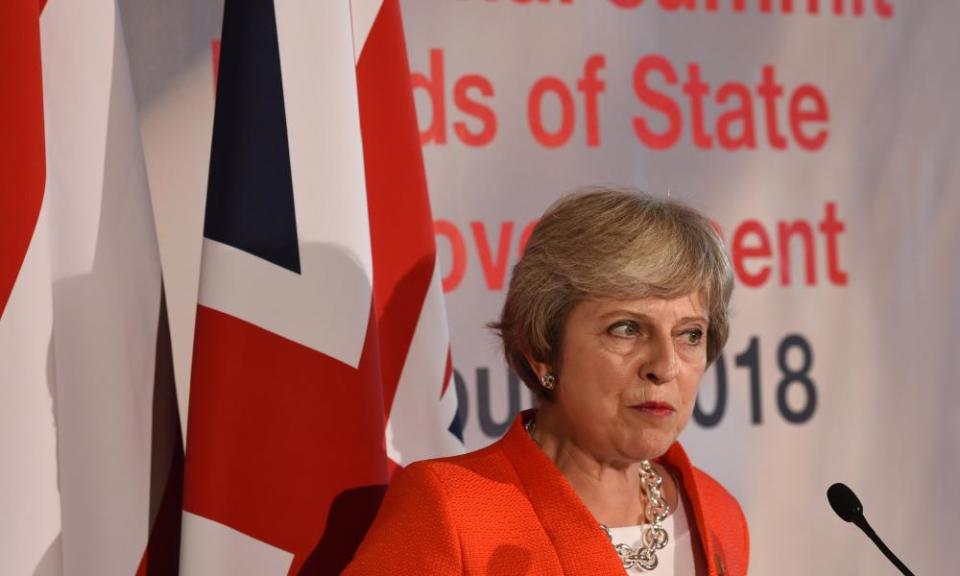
[500,410,720,576]
[499,410,625,574]
[661,442,721,576]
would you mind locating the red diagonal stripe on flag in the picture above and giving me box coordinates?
[358,0,440,418]
[183,305,390,574]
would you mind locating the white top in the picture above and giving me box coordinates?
[606,494,696,575]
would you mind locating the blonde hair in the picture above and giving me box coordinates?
[492,187,733,396]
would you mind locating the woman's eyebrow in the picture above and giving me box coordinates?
[677,315,709,325]
[597,310,708,325]
[597,309,652,321]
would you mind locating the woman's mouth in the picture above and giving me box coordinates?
[631,401,676,417]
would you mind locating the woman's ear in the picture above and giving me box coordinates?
[523,352,551,381]
[523,352,557,391]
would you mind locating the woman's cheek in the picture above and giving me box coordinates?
[678,381,703,428]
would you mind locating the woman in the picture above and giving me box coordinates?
[344,188,747,575]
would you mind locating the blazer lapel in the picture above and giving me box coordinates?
[661,443,722,576]
[499,412,626,575]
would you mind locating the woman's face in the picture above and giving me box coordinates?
[546,292,709,464]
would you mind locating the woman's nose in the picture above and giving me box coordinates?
[641,333,679,384]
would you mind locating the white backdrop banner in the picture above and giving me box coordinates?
[402,2,960,575]
[119,1,959,574]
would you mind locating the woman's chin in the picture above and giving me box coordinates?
[617,431,677,462]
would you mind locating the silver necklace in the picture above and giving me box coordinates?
[601,459,670,571]
[525,419,670,572]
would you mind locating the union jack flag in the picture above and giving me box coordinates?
[179,1,463,574]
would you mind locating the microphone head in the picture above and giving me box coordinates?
[827,482,864,523]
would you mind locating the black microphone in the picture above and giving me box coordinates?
[827,483,915,576]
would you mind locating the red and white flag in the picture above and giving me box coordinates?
[180,1,461,574]
[0,1,182,574]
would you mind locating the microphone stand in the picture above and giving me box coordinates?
[850,514,915,576]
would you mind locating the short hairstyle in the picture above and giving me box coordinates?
[492,187,734,397]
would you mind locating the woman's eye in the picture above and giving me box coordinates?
[683,329,704,345]
[608,321,639,338]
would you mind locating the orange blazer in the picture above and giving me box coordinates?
[344,412,748,575]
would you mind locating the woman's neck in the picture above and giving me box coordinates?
[531,408,679,528]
